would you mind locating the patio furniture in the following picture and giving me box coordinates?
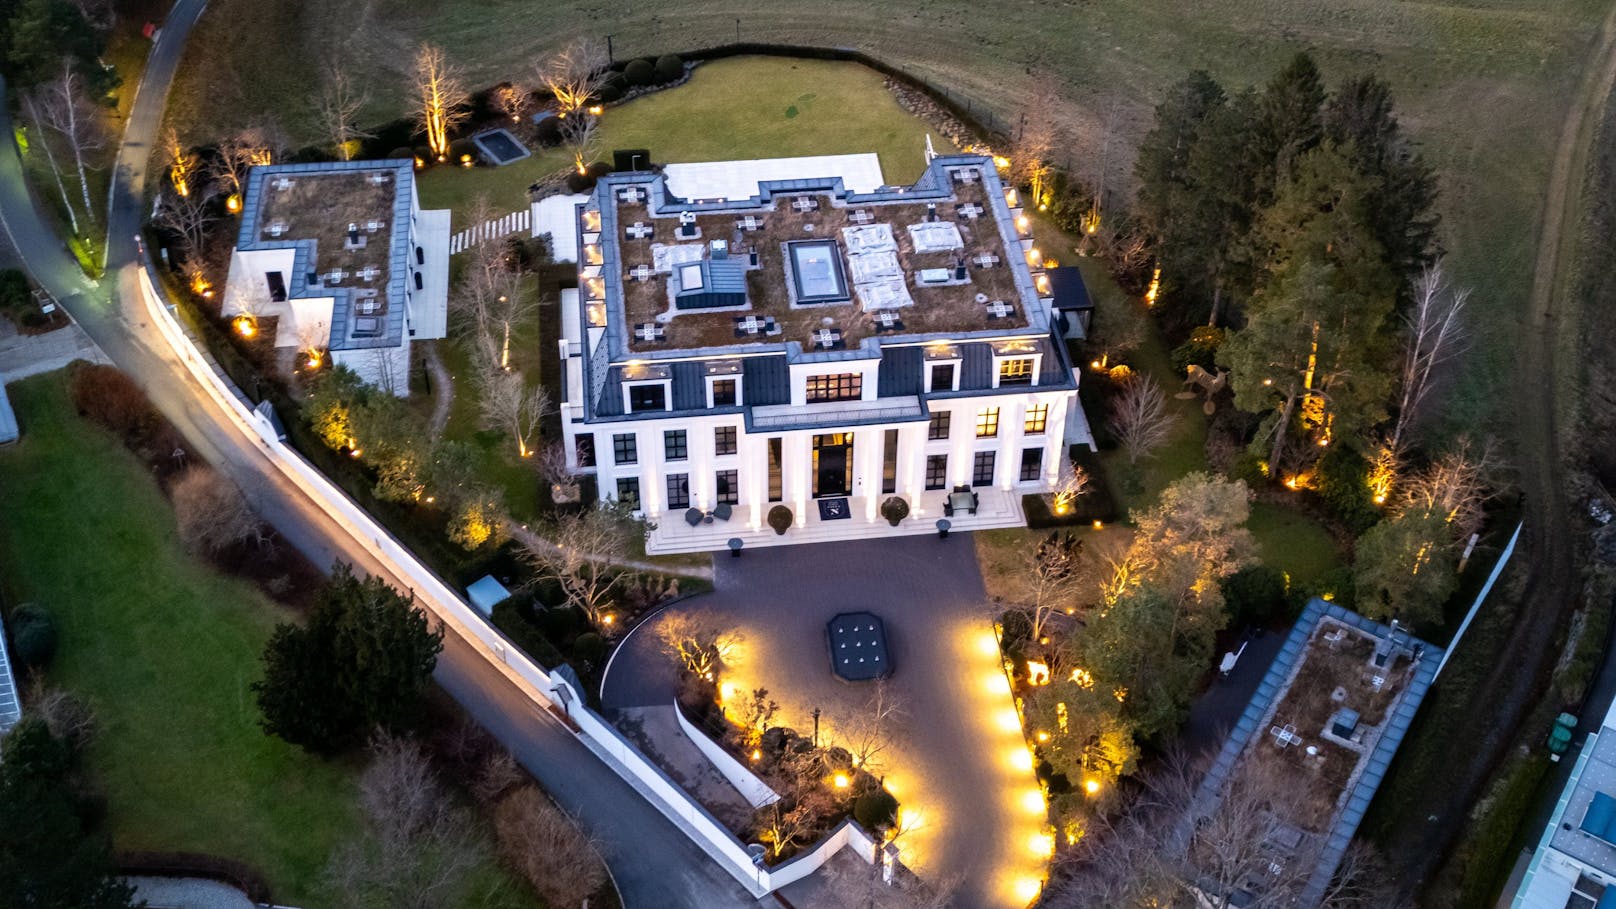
[943,485,978,517]
[712,503,733,522]
[728,538,744,558]
[684,507,704,527]
[936,518,951,539]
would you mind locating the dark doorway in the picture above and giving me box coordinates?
[812,433,853,498]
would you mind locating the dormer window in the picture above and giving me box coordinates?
[991,344,1043,388]
[927,362,958,393]
[998,358,1034,385]
[626,382,668,413]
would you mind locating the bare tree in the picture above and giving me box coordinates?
[25,682,97,752]
[657,610,740,680]
[212,123,284,199]
[537,440,578,502]
[413,44,469,161]
[326,733,480,909]
[493,784,607,907]
[1010,89,1060,208]
[32,60,108,226]
[1316,841,1413,909]
[536,38,609,117]
[1108,374,1176,465]
[1011,531,1083,643]
[822,861,960,909]
[561,112,599,176]
[1398,436,1497,540]
[155,184,217,262]
[477,367,550,458]
[1390,260,1469,455]
[493,82,526,123]
[20,92,80,235]
[521,505,634,628]
[1048,464,1091,517]
[837,681,906,774]
[451,212,533,368]
[163,127,200,198]
[318,62,374,161]
[171,466,266,555]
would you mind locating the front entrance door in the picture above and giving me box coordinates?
[812,433,853,498]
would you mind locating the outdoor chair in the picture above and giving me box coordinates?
[712,503,734,522]
[684,507,704,527]
[944,485,978,517]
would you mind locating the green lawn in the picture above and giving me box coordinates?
[0,372,531,907]
[417,56,948,220]
[1246,500,1344,589]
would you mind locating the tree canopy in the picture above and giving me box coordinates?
[0,719,136,909]
[254,564,445,754]
[1,0,117,95]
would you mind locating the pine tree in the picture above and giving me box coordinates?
[1325,74,1441,293]
[1220,147,1398,469]
[254,564,444,755]
[1134,70,1226,232]
[1253,52,1326,202]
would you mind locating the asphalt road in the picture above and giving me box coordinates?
[0,11,755,908]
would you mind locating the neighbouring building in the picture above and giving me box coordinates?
[1511,698,1616,908]
[554,151,1095,554]
[1178,600,1441,907]
[223,159,451,395]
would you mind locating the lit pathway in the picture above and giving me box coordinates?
[604,534,1051,908]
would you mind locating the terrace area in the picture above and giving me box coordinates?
[612,175,1025,353]
[253,168,400,330]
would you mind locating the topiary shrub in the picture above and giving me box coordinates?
[853,789,898,830]
[880,496,909,527]
[447,137,479,166]
[386,147,414,161]
[767,505,793,535]
[573,632,607,664]
[11,604,58,668]
[533,115,563,147]
[624,58,655,87]
[596,82,623,104]
[585,160,613,179]
[413,145,435,167]
[1222,564,1287,629]
[565,170,597,193]
[653,53,684,84]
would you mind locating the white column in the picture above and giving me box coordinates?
[640,429,663,517]
[691,424,714,511]
[741,430,765,529]
[1044,394,1070,485]
[953,404,976,488]
[792,433,811,526]
[998,403,1020,490]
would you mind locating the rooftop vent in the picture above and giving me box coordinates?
[1330,708,1360,738]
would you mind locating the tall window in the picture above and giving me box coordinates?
[628,383,666,412]
[1020,447,1043,481]
[616,477,640,508]
[767,437,784,502]
[973,451,997,486]
[666,473,690,509]
[881,429,899,495]
[928,410,951,441]
[925,455,949,490]
[976,407,1000,438]
[575,436,596,468]
[716,469,739,505]
[998,357,1034,386]
[806,373,862,403]
[711,378,738,406]
[714,426,738,456]
[612,433,637,465]
[663,430,688,461]
[929,363,956,392]
[1025,404,1049,435]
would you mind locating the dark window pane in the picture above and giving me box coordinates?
[1020,447,1042,481]
[666,473,690,509]
[882,428,898,495]
[628,383,666,413]
[613,433,637,465]
[768,437,783,502]
[716,469,739,505]
[973,451,996,486]
[616,477,640,508]
[928,411,951,441]
[715,426,737,456]
[575,436,596,468]
[712,378,737,406]
[930,363,955,392]
[925,455,948,490]
[664,430,687,461]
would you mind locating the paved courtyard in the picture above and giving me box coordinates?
[603,533,1050,909]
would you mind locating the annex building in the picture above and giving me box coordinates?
[1512,696,1616,909]
[555,151,1094,553]
[222,159,451,395]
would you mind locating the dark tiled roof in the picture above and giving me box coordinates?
[742,356,790,406]
[877,346,923,397]
[1048,265,1094,312]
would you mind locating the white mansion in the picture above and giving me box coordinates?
[222,159,451,395]
[556,152,1095,553]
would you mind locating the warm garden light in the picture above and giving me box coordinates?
[833,772,850,789]
[1008,748,1034,772]
[1025,660,1050,685]
[1020,789,1046,814]
[232,314,255,338]
[1084,778,1101,796]
[1014,877,1043,903]
[1028,832,1055,858]
[225,193,242,213]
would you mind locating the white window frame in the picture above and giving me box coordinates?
[706,373,744,409]
[991,352,1043,389]
[623,379,673,414]
[924,357,963,393]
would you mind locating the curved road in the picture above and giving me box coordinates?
[0,7,752,908]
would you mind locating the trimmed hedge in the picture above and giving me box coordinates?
[11,603,57,668]
[653,53,684,84]
[624,58,655,87]
[853,789,898,830]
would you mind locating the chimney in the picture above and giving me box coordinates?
[710,239,728,260]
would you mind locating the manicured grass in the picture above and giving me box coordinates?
[417,56,949,220]
[1245,500,1344,589]
[0,372,533,908]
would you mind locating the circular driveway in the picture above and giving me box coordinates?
[603,533,1049,909]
